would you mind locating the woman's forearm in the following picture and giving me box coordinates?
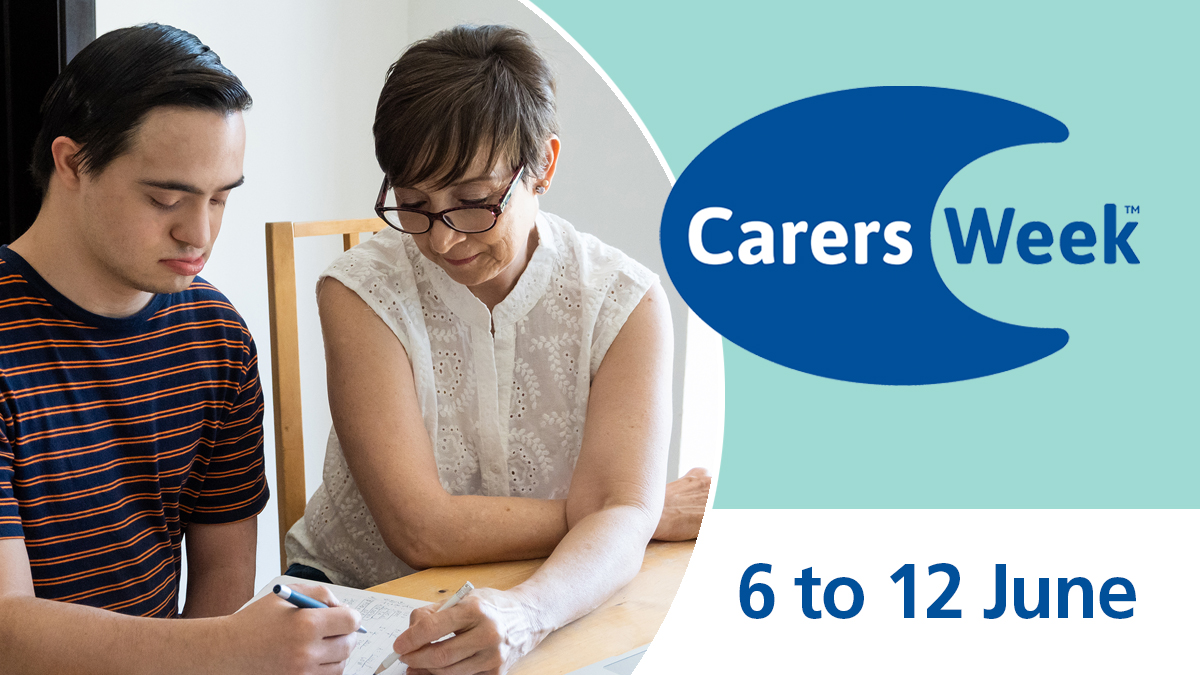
[381,492,569,569]
[508,502,656,633]
[391,502,656,674]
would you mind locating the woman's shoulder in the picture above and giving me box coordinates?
[539,211,658,292]
[316,229,428,358]
[320,228,423,295]
[537,212,661,378]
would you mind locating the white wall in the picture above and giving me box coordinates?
[96,0,723,596]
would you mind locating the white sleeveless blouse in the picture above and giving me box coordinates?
[285,212,658,588]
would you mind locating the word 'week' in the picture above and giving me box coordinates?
[947,204,1139,264]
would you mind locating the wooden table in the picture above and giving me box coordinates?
[369,540,694,675]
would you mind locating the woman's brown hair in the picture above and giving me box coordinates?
[374,24,558,190]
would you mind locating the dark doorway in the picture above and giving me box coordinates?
[2,0,95,245]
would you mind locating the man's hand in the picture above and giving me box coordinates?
[653,467,711,541]
[396,587,546,675]
[220,584,362,675]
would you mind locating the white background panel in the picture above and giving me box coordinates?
[638,510,1198,673]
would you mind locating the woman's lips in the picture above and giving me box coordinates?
[444,254,479,266]
[161,257,205,276]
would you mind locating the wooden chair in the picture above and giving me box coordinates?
[265,218,386,571]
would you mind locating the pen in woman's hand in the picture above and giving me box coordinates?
[374,581,474,674]
[273,584,368,633]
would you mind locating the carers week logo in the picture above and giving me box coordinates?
[661,87,1141,386]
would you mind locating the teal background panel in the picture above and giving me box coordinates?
[532,0,1199,507]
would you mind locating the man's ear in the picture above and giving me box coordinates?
[538,135,561,189]
[49,136,85,191]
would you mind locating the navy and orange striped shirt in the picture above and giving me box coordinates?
[0,246,268,617]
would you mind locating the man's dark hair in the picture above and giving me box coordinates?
[29,23,252,194]
[375,24,558,190]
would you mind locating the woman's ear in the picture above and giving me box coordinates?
[537,135,561,193]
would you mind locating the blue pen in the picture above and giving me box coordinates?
[273,584,368,633]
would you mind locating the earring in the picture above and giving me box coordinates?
[535,182,547,194]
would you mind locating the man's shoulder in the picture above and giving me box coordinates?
[167,278,252,331]
[144,278,258,361]
[0,250,39,301]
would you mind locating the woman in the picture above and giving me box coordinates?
[284,24,709,673]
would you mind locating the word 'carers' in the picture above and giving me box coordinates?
[688,207,913,266]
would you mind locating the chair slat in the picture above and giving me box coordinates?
[293,218,384,239]
[265,216,390,572]
[265,221,307,572]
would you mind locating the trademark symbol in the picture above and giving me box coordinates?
[1125,205,1140,214]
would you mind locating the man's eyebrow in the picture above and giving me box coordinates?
[139,176,246,194]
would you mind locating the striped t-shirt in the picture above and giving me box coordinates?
[0,246,269,617]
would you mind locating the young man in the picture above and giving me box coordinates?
[0,24,360,674]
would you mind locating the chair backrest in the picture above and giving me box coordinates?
[265,218,385,571]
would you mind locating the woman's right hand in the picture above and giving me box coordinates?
[395,587,548,675]
[653,467,711,541]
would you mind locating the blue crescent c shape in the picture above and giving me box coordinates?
[661,86,1069,385]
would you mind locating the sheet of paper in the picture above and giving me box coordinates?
[245,575,429,675]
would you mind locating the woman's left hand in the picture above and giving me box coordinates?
[396,587,547,675]
[652,467,712,541]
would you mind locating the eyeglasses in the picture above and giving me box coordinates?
[375,165,526,235]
